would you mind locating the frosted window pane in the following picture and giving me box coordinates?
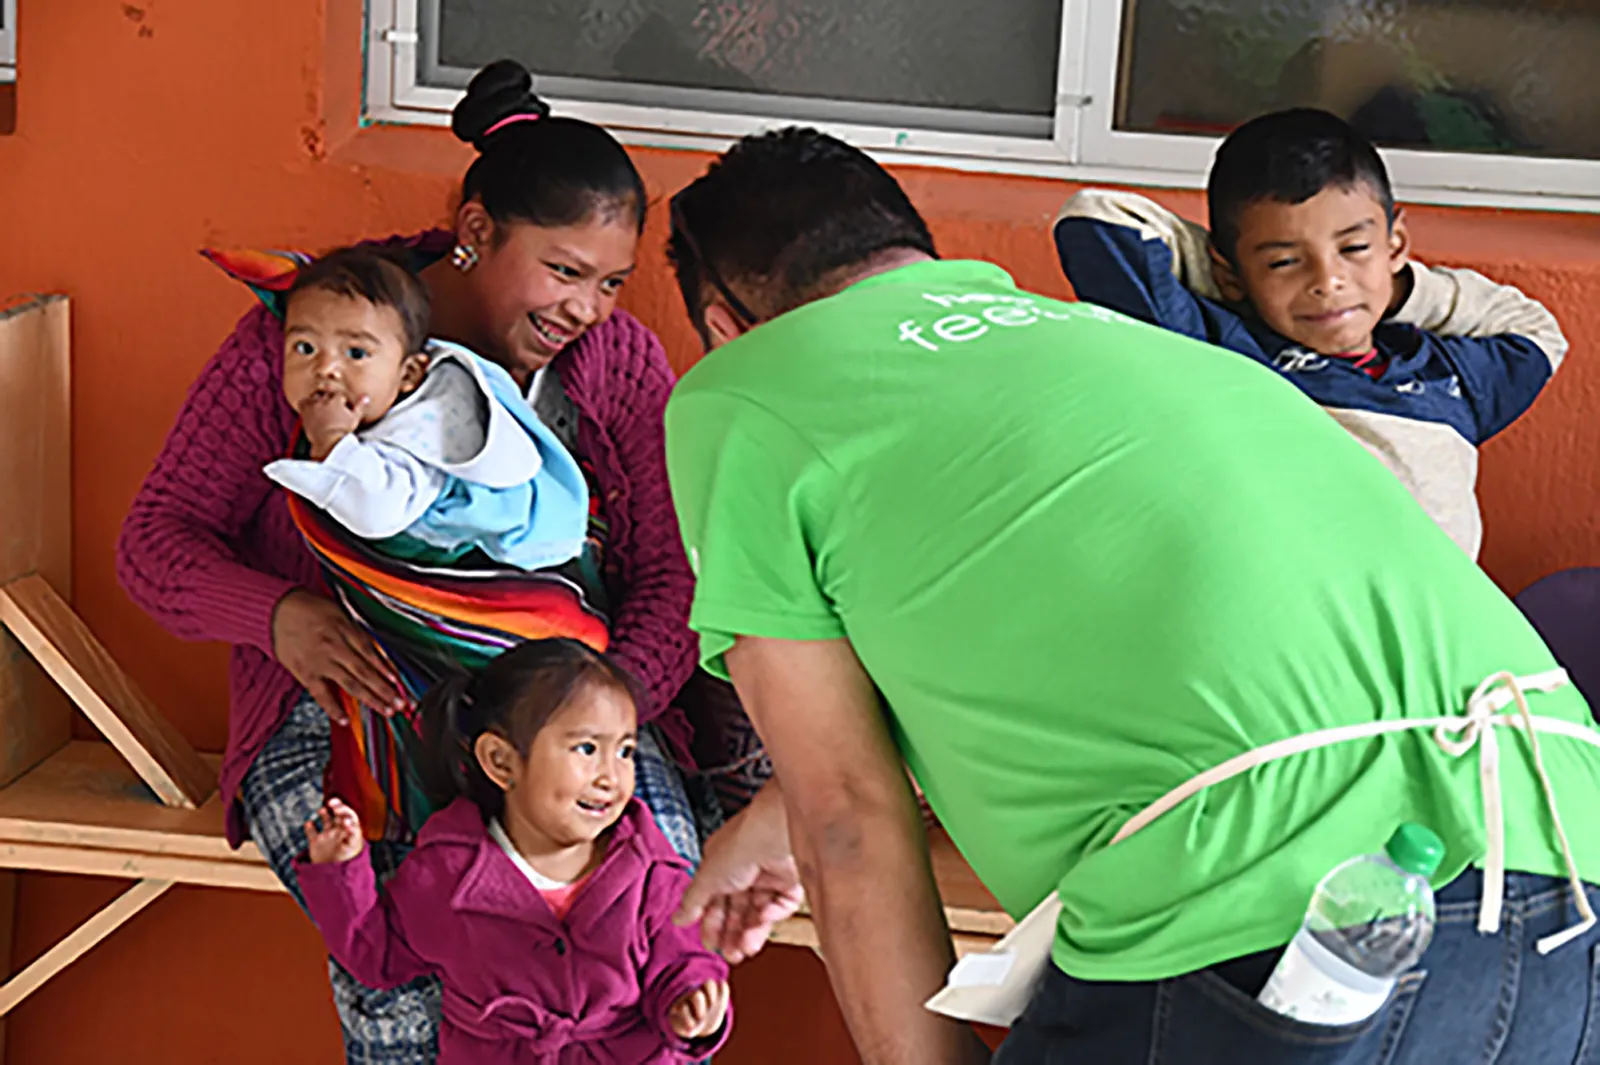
[435,0,1063,117]
[1118,0,1600,160]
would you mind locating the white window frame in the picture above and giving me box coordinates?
[0,0,16,84]
[367,0,1600,214]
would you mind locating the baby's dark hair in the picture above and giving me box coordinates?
[286,247,432,355]
[1208,108,1395,264]
[420,638,637,819]
[452,60,646,236]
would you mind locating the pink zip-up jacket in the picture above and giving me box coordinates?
[116,231,698,845]
[296,798,731,1063]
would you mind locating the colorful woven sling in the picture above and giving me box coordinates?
[286,494,609,840]
[207,245,611,841]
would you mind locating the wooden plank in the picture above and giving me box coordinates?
[0,841,281,893]
[943,906,1016,938]
[0,879,173,1016]
[0,743,250,863]
[927,830,1007,919]
[0,831,996,953]
[0,295,72,791]
[770,918,1000,960]
[0,744,1014,949]
[0,576,213,809]
[769,918,822,953]
[784,895,1012,940]
[0,871,14,1063]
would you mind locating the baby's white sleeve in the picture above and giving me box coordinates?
[263,435,448,540]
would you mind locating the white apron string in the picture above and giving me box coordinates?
[1442,670,1597,952]
[1110,667,1599,953]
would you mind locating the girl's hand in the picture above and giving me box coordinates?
[304,798,364,864]
[271,589,407,722]
[668,978,730,1041]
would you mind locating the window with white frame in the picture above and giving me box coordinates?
[367,0,1600,212]
[0,0,16,84]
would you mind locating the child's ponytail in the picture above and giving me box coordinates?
[419,669,504,817]
[419,638,639,821]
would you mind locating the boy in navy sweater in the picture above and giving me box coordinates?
[1054,108,1567,559]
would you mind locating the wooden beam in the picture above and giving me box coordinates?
[0,294,73,792]
[0,739,1017,1004]
[0,872,14,1063]
[0,810,262,865]
[768,917,821,952]
[0,576,213,809]
[0,743,243,863]
[781,897,1012,941]
[769,918,1000,960]
[0,842,280,893]
[0,879,173,1016]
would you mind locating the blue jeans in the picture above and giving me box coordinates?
[241,693,706,1064]
[994,869,1600,1064]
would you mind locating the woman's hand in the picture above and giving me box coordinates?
[270,589,406,723]
[304,798,364,864]
[675,783,805,963]
[668,979,730,1041]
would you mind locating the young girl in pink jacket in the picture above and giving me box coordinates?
[296,638,731,1064]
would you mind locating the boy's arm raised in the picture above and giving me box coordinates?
[1390,262,1568,439]
[1053,189,1234,344]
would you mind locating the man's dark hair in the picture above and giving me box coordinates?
[1207,108,1395,264]
[667,127,937,328]
[287,247,432,355]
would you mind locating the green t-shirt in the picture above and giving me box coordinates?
[664,259,1600,981]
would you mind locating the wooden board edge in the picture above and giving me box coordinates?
[0,819,264,866]
[0,577,214,808]
[0,842,282,893]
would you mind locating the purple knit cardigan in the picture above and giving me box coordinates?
[116,235,698,846]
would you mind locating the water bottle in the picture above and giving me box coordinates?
[1258,822,1444,1026]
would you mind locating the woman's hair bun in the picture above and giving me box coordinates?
[451,59,552,152]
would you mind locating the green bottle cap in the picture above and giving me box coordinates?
[1385,822,1445,878]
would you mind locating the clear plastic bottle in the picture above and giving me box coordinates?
[1257,822,1445,1026]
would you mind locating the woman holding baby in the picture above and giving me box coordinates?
[116,59,712,1062]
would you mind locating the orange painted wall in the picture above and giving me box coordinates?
[1,4,1597,1063]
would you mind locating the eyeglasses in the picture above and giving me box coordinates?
[669,190,758,328]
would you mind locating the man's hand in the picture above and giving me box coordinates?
[300,389,369,460]
[676,782,805,963]
[721,636,990,1065]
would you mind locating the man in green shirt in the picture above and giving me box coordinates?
[662,129,1600,1064]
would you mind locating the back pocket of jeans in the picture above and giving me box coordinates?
[1152,966,1426,1065]
[1575,943,1600,1065]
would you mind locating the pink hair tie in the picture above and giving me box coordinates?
[483,112,542,138]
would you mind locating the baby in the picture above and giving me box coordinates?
[298,638,732,1063]
[263,246,588,571]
